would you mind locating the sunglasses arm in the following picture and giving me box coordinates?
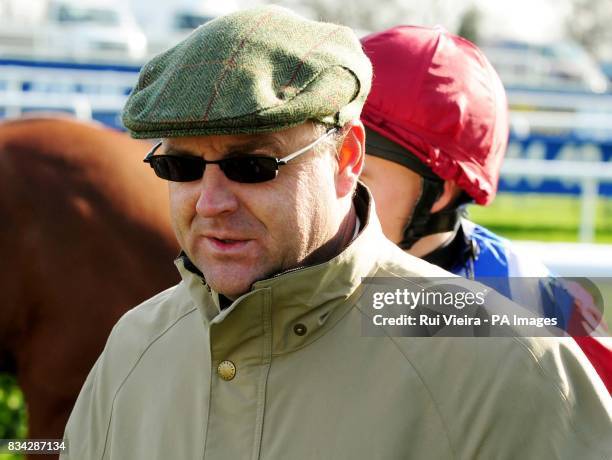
[143,142,164,163]
[278,128,338,164]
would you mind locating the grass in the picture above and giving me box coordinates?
[0,375,26,460]
[468,193,612,243]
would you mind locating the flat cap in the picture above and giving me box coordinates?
[122,5,372,138]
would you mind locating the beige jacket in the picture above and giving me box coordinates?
[63,189,611,460]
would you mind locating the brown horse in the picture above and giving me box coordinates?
[0,116,179,457]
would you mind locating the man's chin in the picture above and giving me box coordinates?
[192,253,277,299]
[202,267,263,301]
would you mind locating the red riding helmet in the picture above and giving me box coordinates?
[361,25,509,206]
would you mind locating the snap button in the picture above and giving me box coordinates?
[293,323,307,336]
[217,360,236,381]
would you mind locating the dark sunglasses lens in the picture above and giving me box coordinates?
[221,157,279,183]
[150,156,204,182]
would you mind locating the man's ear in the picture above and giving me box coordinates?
[431,180,461,213]
[335,119,365,198]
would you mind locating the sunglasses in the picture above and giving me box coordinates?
[144,128,338,183]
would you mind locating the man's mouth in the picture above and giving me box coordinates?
[205,236,251,253]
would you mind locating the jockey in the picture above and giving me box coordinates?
[359,25,612,392]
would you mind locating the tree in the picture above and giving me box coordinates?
[457,6,481,44]
[271,0,469,36]
[566,0,612,60]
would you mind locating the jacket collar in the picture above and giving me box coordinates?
[174,183,387,354]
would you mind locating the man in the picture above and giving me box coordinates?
[359,25,612,391]
[63,7,611,459]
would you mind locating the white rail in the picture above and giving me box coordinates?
[510,111,612,138]
[5,66,612,136]
[513,241,612,277]
[0,90,127,119]
[501,159,612,242]
[506,89,612,112]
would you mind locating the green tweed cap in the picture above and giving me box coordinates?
[122,5,372,138]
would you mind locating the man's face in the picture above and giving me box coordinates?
[360,155,421,244]
[166,123,342,299]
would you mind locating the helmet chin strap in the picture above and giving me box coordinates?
[362,128,468,249]
[398,177,463,250]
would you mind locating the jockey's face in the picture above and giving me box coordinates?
[165,122,349,299]
[360,154,422,245]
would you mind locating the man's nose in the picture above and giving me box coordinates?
[195,164,239,217]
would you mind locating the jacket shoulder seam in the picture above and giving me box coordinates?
[99,305,198,459]
[510,336,607,455]
[353,304,457,459]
